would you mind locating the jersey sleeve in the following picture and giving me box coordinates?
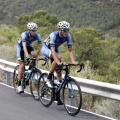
[21,32,27,42]
[36,34,42,44]
[67,34,72,48]
[17,32,27,44]
[49,33,56,47]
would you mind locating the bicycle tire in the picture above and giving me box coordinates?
[63,78,82,116]
[30,68,42,100]
[38,73,53,107]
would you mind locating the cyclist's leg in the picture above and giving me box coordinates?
[47,47,62,84]
[18,62,25,84]
[27,46,36,68]
[49,53,61,71]
[42,44,55,86]
[50,54,62,85]
[42,44,55,72]
[50,48,62,82]
[50,48,61,74]
[48,52,62,82]
[53,49,63,105]
[31,51,37,57]
[42,44,63,104]
[50,53,63,105]
[17,62,25,93]
[17,44,25,92]
[54,53,62,81]
[56,91,63,105]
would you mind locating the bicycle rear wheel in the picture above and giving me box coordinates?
[63,78,82,116]
[38,73,53,107]
[30,68,42,100]
[13,65,29,93]
[13,65,20,93]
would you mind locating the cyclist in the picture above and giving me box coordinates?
[17,22,42,93]
[41,21,78,105]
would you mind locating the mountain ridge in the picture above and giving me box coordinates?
[0,0,120,32]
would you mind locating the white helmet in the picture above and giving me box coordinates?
[27,22,38,30]
[57,21,70,30]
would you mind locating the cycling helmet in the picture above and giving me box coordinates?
[57,21,70,30]
[27,22,38,30]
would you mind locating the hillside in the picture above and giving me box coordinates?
[1,0,120,33]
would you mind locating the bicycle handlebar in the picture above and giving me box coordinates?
[36,58,47,66]
[25,58,46,66]
[77,63,84,72]
[56,62,84,73]
[63,63,84,72]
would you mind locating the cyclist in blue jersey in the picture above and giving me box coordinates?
[42,21,78,105]
[17,22,42,93]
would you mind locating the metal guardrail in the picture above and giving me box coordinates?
[0,59,120,101]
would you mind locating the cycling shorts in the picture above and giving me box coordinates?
[17,43,34,62]
[41,43,60,59]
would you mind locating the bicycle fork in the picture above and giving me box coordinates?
[67,80,75,106]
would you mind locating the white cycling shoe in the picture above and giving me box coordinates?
[17,86,24,93]
[54,80,61,86]
[46,79,61,88]
[46,80,53,88]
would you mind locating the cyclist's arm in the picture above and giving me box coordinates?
[51,47,61,65]
[38,43,42,55]
[67,34,78,64]
[68,47,78,65]
[22,41,29,57]
[36,33,42,55]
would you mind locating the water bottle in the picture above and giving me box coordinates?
[25,70,31,79]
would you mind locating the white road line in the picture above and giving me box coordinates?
[0,82,31,95]
[81,109,117,120]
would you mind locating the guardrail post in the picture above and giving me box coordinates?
[6,72,11,85]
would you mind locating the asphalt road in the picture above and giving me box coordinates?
[0,83,114,120]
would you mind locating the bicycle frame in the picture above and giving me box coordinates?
[52,63,84,94]
[23,58,46,88]
[55,66,70,92]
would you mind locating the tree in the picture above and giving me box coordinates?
[16,10,58,33]
[71,27,104,67]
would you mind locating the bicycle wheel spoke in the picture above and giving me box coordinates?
[30,69,42,100]
[38,73,52,107]
[63,78,82,116]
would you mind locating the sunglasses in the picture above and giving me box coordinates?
[29,30,37,32]
[61,29,69,32]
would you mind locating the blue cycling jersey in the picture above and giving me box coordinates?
[18,31,42,46]
[44,31,72,48]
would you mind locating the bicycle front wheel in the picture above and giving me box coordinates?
[30,68,42,100]
[13,65,20,93]
[63,78,82,116]
[38,73,52,107]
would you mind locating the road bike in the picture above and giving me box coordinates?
[38,63,84,116]
[13,58,46,100]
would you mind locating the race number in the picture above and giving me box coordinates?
[44,38,50,45]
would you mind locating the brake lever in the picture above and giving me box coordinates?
[42,61,46,66]
[77,63,84,72]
